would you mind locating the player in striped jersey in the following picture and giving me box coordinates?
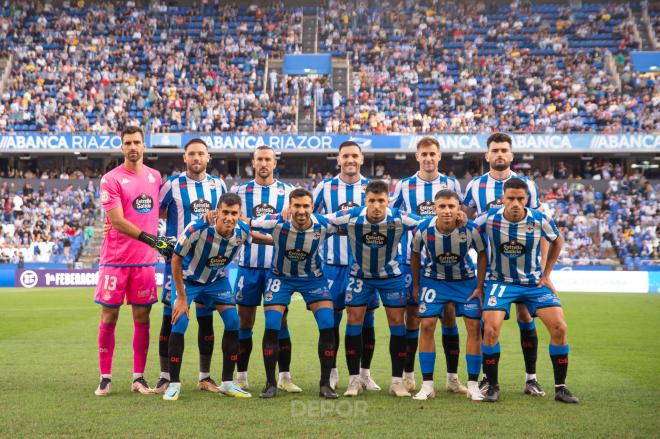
[248,188,338,399]
[391,137,466,393]
[312,141,380,392]
[327,180,421,398]
[409,190,488,401]
[155,138,227,394]
[231,146,300,393]
[475,178,578,404]
[463,133,546,397]
[163,193,268,400]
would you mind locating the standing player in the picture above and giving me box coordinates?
[155,138,227,394]
[94,126,171,396]
[410,190,488,401]
[463,132,545,396]
[163,193,262,400]
[231,146,301,392]
[312,140,379,391]
[391,136,466,393]
[249,189,338,399]
[475,178,578,403]
[327,180,420,398]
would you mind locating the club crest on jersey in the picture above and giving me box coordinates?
[278,186,286,196]
[338,201,359,210]
[208,180,216,188]
[206,255,229,267]
[500,240,526,257]
[285,249,309,261]
[191,199,212,214]
[345,292,353,302]
[236,291,244,301]
[313,232,321,240]
[458,232,468,242]
[363,232,387,248]
[419,302,427,313]
[133,194,154,213]
[361,184,368,192]
[416,201,435,216]
[526,223,535,233]
[253,203,276,217]
[265,292,273,302]
[387,222,396,230]
[488,296,497,306]
[436,252,460,266]
[101,190,109,202]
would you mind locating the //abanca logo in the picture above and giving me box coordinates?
[20,270,39,288]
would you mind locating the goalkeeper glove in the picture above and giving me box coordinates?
[138,232,176,258]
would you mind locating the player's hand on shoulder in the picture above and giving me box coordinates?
[281,207,291,221]
[203,210,218,224]
[467,286,484,307]
[171,296,189,325]
[456,210,468,228]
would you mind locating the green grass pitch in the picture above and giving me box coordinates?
[1,288,659,438]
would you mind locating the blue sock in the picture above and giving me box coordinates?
[163,305,172,317]
[363,311,375,328]
[441,325,459,336]
[278,326,290,340]
[264,309,283,331]
[333,311,343,329]
[406,329,419,339]
[419,351,436,380]
[220,308,239,331]
[238,328,253,340]
[346,323,363,336]
[389,324,406,337]
[313,307,335,330]
[517,320,536,331]
[171,313,190,334]
[482,343,500,355]
[466,354,482,381]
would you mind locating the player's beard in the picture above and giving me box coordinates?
[126,151,142,163]
[491,161,509,172]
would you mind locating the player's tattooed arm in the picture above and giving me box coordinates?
[410,251,422,304]
[468,251,488,307]
[170,254,189,324]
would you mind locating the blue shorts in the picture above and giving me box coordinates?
[162,264,220,312]
[401,263,424,306]
[263,275,332,306]
[483,280,561,317]
[323,264,380,310]
[345,275,406,308]
[235,267,269,307]
[418,277,482,320]
[173,277,236,309]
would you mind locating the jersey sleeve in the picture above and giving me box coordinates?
[100,174,122,213]
[159,177,174,210]
[312,181,326,213]
[411,225,425,253]
[174,222,197,258]
[230,184,240,194]
[390,180,404,208]
[250,214,281,231]
[540,213,559,242]
[218,178,228,195]
[238,221,252,244]
[450,177,464,202]
[400,211,421,231]
[526,179,541,209]
[473,212,488,231]
[462,178,477,208]
[325,206,356,227]
[469,223,487,252]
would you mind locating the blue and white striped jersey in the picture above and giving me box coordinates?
[411,219,487,281]
[463,172,540,215]
[327,207,420,279]
[312,175,369,266]
[391,172,463,264]
[475,207,559,285]
[251,213,334,278]
[174,219,250,284]
[159,173,227,238]
[231,180,293,268]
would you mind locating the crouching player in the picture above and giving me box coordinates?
[410,190,488,401]
[248,188,339,399]
[475,178,578,403]
[164,193,265,400]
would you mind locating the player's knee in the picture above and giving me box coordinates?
[420,319,435,336]
[482,323,500,344]
[549,319,568,339]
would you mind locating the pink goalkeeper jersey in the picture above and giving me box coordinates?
[99,164,161,266]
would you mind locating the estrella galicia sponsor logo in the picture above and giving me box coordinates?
[435,252,460,266]
[416,201,435,216]
[500,240,526,257]
[253,203,276,217]
[190,199,212,214]
[338,201,359,210]
[133,194,154,213]
[487,198,504,209]
[285,249,309,261]
[363,232,387,248]
[206,255,230,267]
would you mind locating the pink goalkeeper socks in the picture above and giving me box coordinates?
[132,321,150,375]
[98,321,116,375]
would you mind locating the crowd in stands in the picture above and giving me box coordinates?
[318,0,658,134]
[1,1,302,134]
[0,180,97,263]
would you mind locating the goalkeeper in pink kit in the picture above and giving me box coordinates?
[94,126,174,396]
